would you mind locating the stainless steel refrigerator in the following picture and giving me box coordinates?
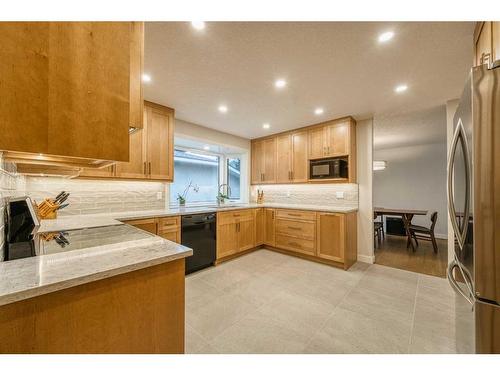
[447,62,500,354]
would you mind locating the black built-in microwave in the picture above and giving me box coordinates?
[309,157,348,180]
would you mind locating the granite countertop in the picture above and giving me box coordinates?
[0,235,192,306]
[38,203,358,233]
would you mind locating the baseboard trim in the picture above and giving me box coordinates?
[357,254,375,264]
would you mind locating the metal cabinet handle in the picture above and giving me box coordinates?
[447,119,471,251]
[143,162,147,174]
[149,162,152,175]
[288,241,300,248]
[447,260,475,308]
[288,226,302,231]
[287,213,302,217]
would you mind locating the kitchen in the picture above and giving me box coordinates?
[0,11,499,366]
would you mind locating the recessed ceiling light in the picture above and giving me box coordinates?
[274,79,287,89]
[262,123,270,129]
[191,21,206,31]
[218,105,228,113]
[394,84,408,93]
[378,31,394,43]
[314,108,324,115]
[142,73,151,83]
[203,145,210,151]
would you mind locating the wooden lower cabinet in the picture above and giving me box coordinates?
[264,208,275,246]
[316,212,357,269]
[0,260,185,354]
[123,216,181,243]
[275,209,316,256]
[216,209,256,260]
[255,208,265,246]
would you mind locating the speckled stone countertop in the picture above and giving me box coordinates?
[39,203,358,233]
[0,235,192,306]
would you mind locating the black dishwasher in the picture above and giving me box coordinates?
[181,213,216,274]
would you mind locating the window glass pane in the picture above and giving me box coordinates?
[170,149,219,205]
[227,158,241,199]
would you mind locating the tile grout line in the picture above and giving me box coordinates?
[407,274,420,353]
[300,263,371,352]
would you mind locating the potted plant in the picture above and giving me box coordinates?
[177,181,199,206]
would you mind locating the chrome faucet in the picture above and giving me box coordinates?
[217,184,232,205]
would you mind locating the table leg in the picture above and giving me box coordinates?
[403,214,415,251]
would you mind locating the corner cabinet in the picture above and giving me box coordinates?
[316,212,357,268]
[123,216,181,243]
[80,101,174,182]
[251,116,356,185]
[0,22,144,167]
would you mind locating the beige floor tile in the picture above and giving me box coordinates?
[221,273,286,307]
[186,291,258,339]
[185,324,219,354]
[185,277,220,310]
[193,265,254,291]
[210,309,313,353]
[304,307,412,354]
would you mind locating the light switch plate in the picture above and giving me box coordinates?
[156,192,163,200]
[336,191,344,199]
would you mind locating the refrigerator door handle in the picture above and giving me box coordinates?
[447,259,475,308]
[446,118,472,251]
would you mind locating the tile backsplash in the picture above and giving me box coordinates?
[250,183,358,208]
[0,153,24,257]
[21,177,168,216]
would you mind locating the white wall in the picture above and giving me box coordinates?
[356,119,374,264]
[373,142,448,238]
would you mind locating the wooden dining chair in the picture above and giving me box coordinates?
[373,213,384,248]
[408,211,438,253]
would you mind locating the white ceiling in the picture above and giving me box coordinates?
[373,104,447,150]
[144,22,473,140]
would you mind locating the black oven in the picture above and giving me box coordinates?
[309,157,348,180]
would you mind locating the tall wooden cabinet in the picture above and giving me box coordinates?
[308,120,351,159]
[80,101,174,182]
[0,22,143,167]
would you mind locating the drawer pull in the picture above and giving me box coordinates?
[288,241,301,248]
[287,226,302,231]
[287,213,302,217]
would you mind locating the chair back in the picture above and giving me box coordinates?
[430,211,438,231]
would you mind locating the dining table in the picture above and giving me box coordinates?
[373,207,428,250]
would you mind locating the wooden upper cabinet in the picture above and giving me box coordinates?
[129,22,144,129]
[276,134,292,183]
[146,102,174,181]
[251,138,276,184]
[291,130,308,182]
[262,138,276,183]
[0,22,143,165]
[326,121,349,156]
[308,127,325,159]
[115,125,147,179]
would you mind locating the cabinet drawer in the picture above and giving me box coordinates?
[275,209,316,221]
[275,218,315,240]
[218,209,254,225]
[158,216,180,231]
[275,234,315,255]
[159,230,180,244]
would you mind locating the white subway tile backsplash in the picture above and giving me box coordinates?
[251,183,358,208]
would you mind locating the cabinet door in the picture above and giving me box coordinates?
[476,22,492,66]
[326,121,349,156]
[238,218,256,252]
[115,118,147,179]
[262,138,276,183]
[129,22,144,129]
[264,208,275,246]
[217,222,238,259]
[146,102,174,181]
[316,213,344,262]
[493,22,500,63]
[255,208,265,246]
[276,134,292,183]
[308,127,325,159]
[124,218,158,235]
[251,140,263,184]
[291,130,308,182]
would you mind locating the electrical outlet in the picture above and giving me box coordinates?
[156,192,163,200]
[286,191,291,198]
[336,191,344,199]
